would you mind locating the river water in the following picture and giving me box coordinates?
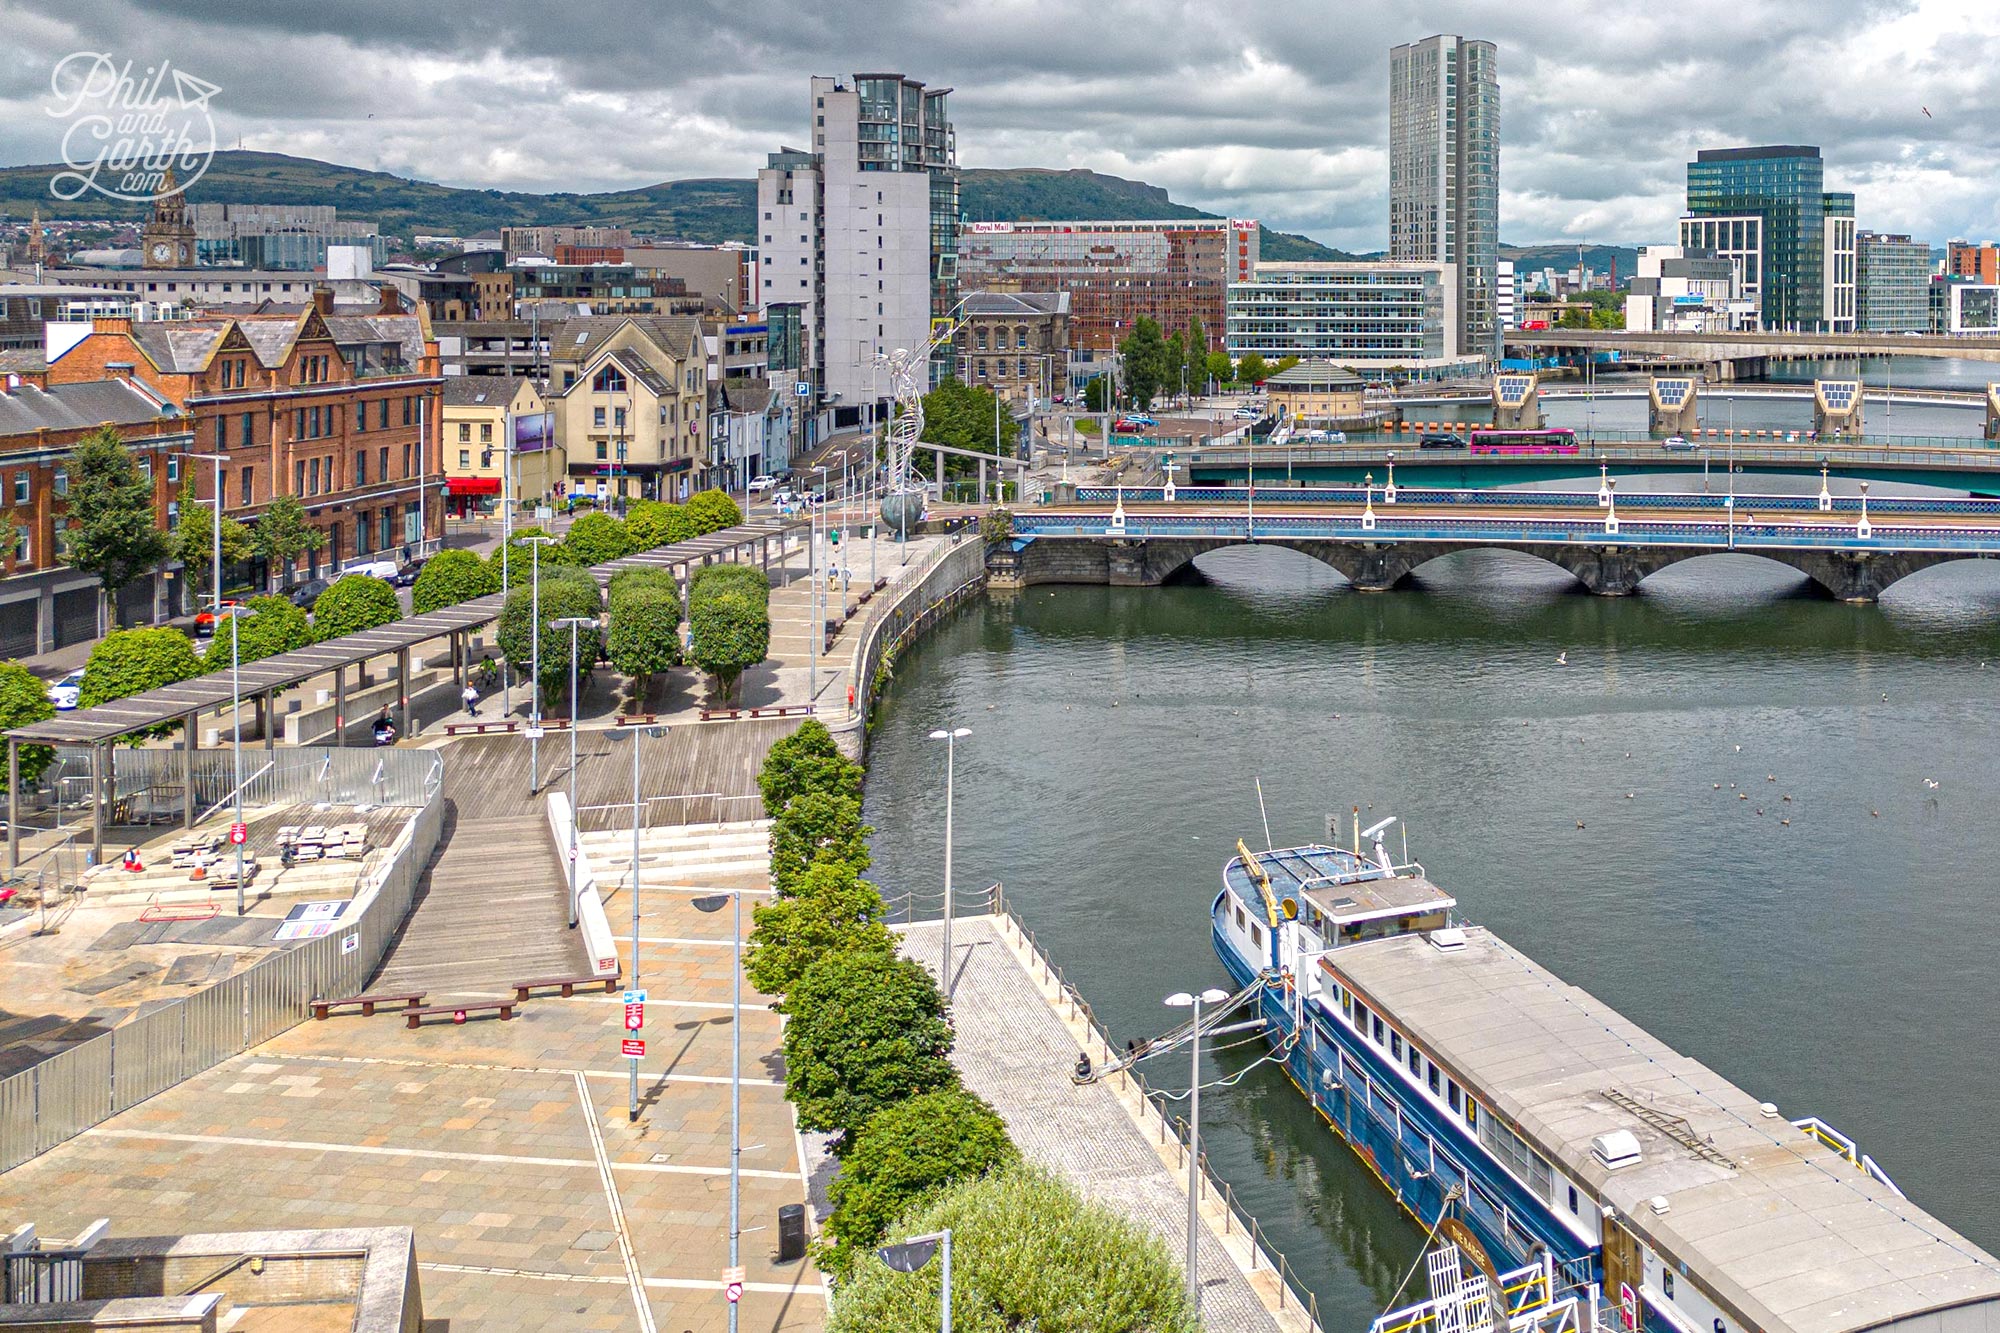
[860,547,2000,1329]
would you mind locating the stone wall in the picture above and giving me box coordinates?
[835,537,988,759]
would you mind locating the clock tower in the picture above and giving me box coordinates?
[141,168,196,269]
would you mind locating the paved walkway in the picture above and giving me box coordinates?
[901,915,1315,1333]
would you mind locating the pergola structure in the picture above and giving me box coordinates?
[6,518,806,872]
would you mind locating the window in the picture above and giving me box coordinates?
[1408,1046,1421,1077]
[379,399,389,429]
[1663,1273,1676,1301]
[459,450,470,468]
[403,444,411,477]
[215,416,226,448]
[356,452,367,485]
[11,473,27,504]
[54,472,68,499]
[595,442,608,461]
[594,407,607,428]
[1568,1185,1579,1214]
[1448,1081,1461,1113]
[1250,922,1263,949]
[403,396,413,426]
[309,457,321,494]
[1465,1099,1477,1130]
[379,446,389,480]
[295,459,306,495]
[1390,1033,1403,1060]
[1351,1000,1365,1029]
[357,402,368,432]
[479,423,492,443]
[1233,904,1245,930]
[166,457,180,483]
[458,423,472,443]
[240,467,253,504]
[1427,1063,1441,1095]
[241,413,253,448]
[1372,1014,1385,1044]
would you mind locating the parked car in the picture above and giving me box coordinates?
[1662,435,1702,452]
[747,474,779,494]
[1419,433,1466,450]
[46,669,84,711]
[1113,417,1150,433]
[1232,407,1260,420]
[283,578,331,609]
[192,600,246,638]
[390,557,429,587]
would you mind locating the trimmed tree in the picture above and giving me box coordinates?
[412,548,499,614]
[169,479,255,613]
[781,948,957,1142]
[745,859,894,997]
[604,580,681,709]
[79,627,202,740]
[687,590,767,704]
[688,561,770,607]
[497,567,604,699]
[759,719,862,817]
[494,526,583,578]
[564,511,634,566]
[685,489,744,536]
[769,791,873,895]
[250,493,325,592]
[0,661,56,793]
[63,426,169,633]
[205,595,312,670]
[823,1088,1015,1271]
[310,574,402,641]
[827,1164,1199,1333]
[626,500,696,549]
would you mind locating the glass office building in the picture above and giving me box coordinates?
[1390,35,1499,361]
[1684,145,1854,331]
[1857,232,1931,333]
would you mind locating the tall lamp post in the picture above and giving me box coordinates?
[692,891,743,1332]
[1164,986,1229,1320]
[551,615,599,928]
[877,1230,953,1333]
[811,464,828,706]
[522,535,558,793]
[927,726,970,998]
[609,722,663,1125]
[184,451,243,910]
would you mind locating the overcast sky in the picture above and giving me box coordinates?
[4,0,1997,250]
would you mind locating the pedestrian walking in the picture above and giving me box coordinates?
[462,682,479,717]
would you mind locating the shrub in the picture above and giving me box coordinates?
[782,948,957,1141]
[759,718,863,817]
[769,790,872,894]
[608,566,680,597]
[206,595,312,670]
[494,526,582,578]
[564,511,634,566]
[311,574,401,641]
[604,582,682,700]
[687,590,767,704]
[497,570,604,699]
[824,1088,1015,1272]
[826,1163,1199,1333]
[980,508,1015,547]
[685,488,744,536]
[412,548,499,614]
[0,661,55,792]
[79,627,202,741]
[687,560,770,609]
[626,500,696,550]
[746,859,893,997]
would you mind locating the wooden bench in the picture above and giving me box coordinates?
[614,713,659,727]
[511,973,618,1001]
[312,991,425,1020]
[405,1000,516,1029]
[444,720,519,736]
[875,577,889,591]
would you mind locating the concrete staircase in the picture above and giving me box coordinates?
[765,580,834,667]
[578,818,771,885]
[80,853,371,911]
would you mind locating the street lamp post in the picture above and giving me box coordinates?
[1164,986,1229,1319]
[877,1230,953,1333]
[927,727,971,999]
[811,464,828,705]
[523,535,558,792]
[693,891,743,1332]
[551,616,598,928]
[183,451,243,910]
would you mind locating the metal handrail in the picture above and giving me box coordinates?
[193,758,276,827]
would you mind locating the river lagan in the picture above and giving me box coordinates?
[860,546,2000,1329]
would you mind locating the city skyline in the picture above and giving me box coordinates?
[2,0,1996,252]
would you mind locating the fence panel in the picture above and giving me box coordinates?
[32,1039,112,1157]
[183,975,246,1072]
[0,1069,36,1173]
[110,1001,190,1114]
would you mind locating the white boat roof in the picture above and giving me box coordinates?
[1328,926,2000,1333]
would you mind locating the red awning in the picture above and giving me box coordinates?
[446,476,502,495]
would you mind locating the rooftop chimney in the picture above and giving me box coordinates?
[93,315,133,336]
[312,286,335,316]
[378,285,402,315]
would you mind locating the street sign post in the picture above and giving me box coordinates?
[624,1002,644,1031]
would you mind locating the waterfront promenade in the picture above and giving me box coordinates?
[900,913,1322,1333]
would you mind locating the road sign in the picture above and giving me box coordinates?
[228,822,247,845]
[722,1266,745,1282]
[624,1003,644,1031]
[724,1265,745,1302]
[523,725,545,740]
[623,989,648,1005]
[621,1038,645,1059]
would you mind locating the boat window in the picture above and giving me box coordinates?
[1664,1273,1676,1301]
[1352,1001,1366,1029]
[1448,1081,1461,1113]
[1465,1099,1478,1130]
[1428,1063,1441,1095]
[1372,1014,1384,1044]
[1251,922,1264,949]
[1568,1185,1579,1214]
[1390,1033,1403,1060]
[1234,904,1246,930]
[1408,1046,1421,1077]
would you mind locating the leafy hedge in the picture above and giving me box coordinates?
[206,595,312,670]
[746,859,893,996]
[759,719,862,816]
[311,574,401,641]
[626,500,696,549]
[79,628,202,741]
[685,489,744,535]
[497,566,604,698]
[769,791,872,894]
[565,511,634,566]
[823,1087,1014,1272]
[604,573,681,701]
[412,548,499,614]
[781,948,957,1139]
[687,560,769,609]
[0,661,55,792]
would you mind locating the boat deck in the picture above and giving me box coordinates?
[1328,925,2000,1333]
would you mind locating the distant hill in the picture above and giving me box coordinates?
[1500,242,1642,280]
[0,150,1353,260]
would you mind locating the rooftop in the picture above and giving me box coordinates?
[963,291,1071,317]
[0,378,175,437]
[1330,926,2000,1333]
[1265,363,1368,390]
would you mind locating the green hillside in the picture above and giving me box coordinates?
[0,150,1351,260]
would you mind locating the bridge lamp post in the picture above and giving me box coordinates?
[1361,472,1377,531]
[1599,460,1612,508]
[1857,480,1872,540]
[877,1231,953,1333]
[1818,458,1833,513]
[1165,986,1231,1321]
[1604,478,1619,536]
[1385,451,1397,504]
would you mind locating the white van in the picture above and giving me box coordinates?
[342,559,400,582]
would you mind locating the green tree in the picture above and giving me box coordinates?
[1116,317,1171,409]
[604,581,681,707]
[63,426,169,633]
[1274,354,1301,374]
[1163,331,1185,402]
[1236,351,1271,385]
[79,627,202,740]
[758,718,862,817]
[687,590,768,703]
[1184,314,1209,391]
[169,479,254,612]
[1206,349,1235,387]
[626,500,696,549]
[684,489,744,535]
[411,548,500,614]
[497,568,604,699]
[310,574,402,641]
[769,790,873,893]
[1082,374,1111,413]
[823,1087,1015,1271]
[495,526,583,578]
[917,378,1019,477]
[827,1164,1199,1333]
[564,511,633,566]
[0,661,56,793]
[978,508,1014,548]
[745,859,895,997]
[781,949,957,1141]
[688,561,770,609]
[249,493,325,592]
[206,595,312,670]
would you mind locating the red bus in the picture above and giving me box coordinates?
[1469,428,1579,455]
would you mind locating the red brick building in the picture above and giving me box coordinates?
[43,291,445,579]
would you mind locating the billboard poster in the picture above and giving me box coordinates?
[514,411,554,453]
